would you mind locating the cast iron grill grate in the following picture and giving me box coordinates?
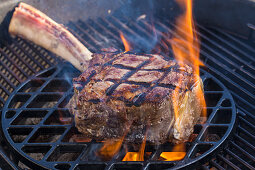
[0,12,254,170]
[1,62,236,170]
[0,37,60,108]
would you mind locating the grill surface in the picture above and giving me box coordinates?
[1,62,236,169]
[0,9,254,170]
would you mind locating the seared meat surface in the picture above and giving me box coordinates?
[69,48,203,144]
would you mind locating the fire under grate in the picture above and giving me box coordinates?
[1,60,236,169]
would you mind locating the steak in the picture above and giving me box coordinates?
[69,48,203,144]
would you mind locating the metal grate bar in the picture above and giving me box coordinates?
[217,30,255,55]
[201,59,255,104]
[78,20,115,47]
[0,61,22,85]
[68,22,98,52]
[197,29,254,79]
[13,40,46,70]
[226,149,254,170]
[0,96,4,105]
[108,15,157,51]
[5,44,36,75]
[238,108,255,120]
[110,16,148,42]
[217,154,241,170]
[230,141,255,163]
[67,29,96,52]
[234,134,255,151]
[238,126,255,140]
[91,19,123,49]
[230,92,255,111]
[121,16,155,41]
[21,40,54,68]
[97,18,133,48]
[239,116,255,130]
[69,21,102,49]
[209,160,225,170]
[0,71,15,90]
[0,48,29,80]
[198,25,255,65]
[92,18,122,42]
[0,84,10,96]
[98,18,125,41]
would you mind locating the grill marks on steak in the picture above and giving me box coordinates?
[74,51,193,106]
[71,49,199,144]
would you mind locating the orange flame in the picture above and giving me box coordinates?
[98,123,133,161]
[120,32,131,52]
[171,0,207,133]
[160,143,186,161]
[122,136,146,161]
[98,136,125,160]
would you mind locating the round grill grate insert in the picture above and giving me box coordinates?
[1,63,236,170]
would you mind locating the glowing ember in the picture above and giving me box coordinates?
[122,136,146,161]
[171,0,207,132]
[72,135,92,143]
[59,117,72,124]
[120,32,131,52]
[160,143,186,161]
[58,111,72,124]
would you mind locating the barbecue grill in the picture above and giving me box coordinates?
[0,0,255,170]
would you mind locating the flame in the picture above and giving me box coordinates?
[160,152,186,161]
[98,123,132,161]
[120,32,131,52]
[171,0,207,133]
[98,136,125,160]
[160,143,186,161]
[122,136,146,161]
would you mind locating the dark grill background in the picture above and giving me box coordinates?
[0,12,255,170]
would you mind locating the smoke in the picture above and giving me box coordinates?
[106,0,183,53]
[23,0,122,24]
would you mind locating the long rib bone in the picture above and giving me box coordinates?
[9,2,92,71]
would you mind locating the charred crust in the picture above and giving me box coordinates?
[75,52,198,106]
